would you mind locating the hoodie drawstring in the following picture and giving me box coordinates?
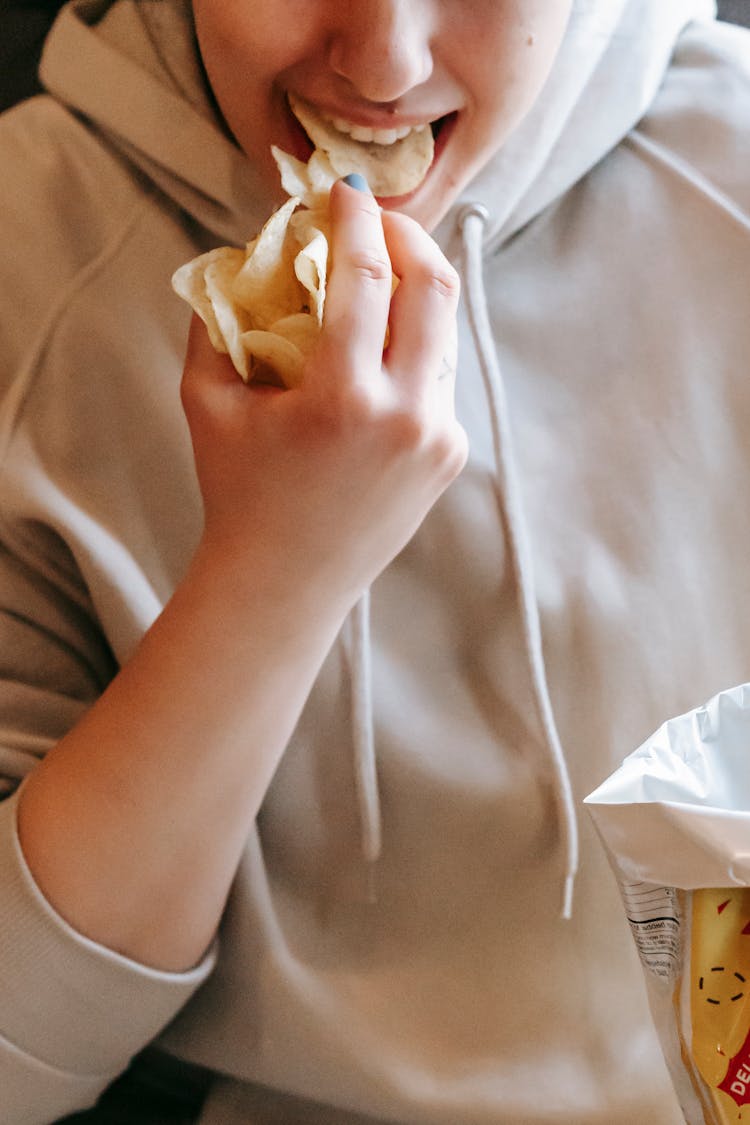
[349,588,382,875]
[347,204,580,918]
[457,203,579,919]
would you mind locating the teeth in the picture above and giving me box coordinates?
[325,113,428,146]
[289,92,435,196]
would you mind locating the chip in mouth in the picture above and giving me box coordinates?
[288,93,435,198]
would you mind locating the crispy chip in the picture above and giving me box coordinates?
[204,255,253,379]
[288,94,434,197]
[272,146,336,209]
[172,144,399,388]
[171,246,245,354]
[231,197,305,327]
[269,313,321,356]
[291,214,329,324]
[240,330,306,388]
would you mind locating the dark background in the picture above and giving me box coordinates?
[0,0,749,113]
[719,0,750,23]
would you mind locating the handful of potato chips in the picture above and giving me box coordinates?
[174,138,412,391]
[172,148,343,388]
[585,685,750,1124]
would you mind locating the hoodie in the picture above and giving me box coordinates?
[1,1,749,1122]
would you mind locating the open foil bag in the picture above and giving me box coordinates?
[585,683,750,1125]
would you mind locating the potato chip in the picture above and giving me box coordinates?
[288,94,434,197]
[272,146,337,210]
[239,330,306,388]
[172,144,398,388]
[291,212,330,324]
[204,255,254,379]
[171,245,245,354]
[269,313,321,356]
[231,197,305,327]
[172,191,322,387]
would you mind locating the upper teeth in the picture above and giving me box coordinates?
[323,113,429,146]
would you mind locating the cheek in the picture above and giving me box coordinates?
[526,1,574,68]
[194,0,318,78]
[473,2,572,120]
[194,4,287,99]
[194,11,283,153]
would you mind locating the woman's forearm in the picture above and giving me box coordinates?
[17,546,351,973]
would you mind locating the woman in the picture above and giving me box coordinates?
[0,1,747,1121]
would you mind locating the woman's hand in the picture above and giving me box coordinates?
[181,178,468,612]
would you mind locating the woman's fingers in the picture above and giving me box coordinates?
[181,313,280,421]
[181,313,244,413]
[318,178,392,384]
[380,209,460,392]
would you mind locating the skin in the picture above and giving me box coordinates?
[194,0,574,231]
[18,1,573,973]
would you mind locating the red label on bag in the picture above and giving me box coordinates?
[718,1026,750,1107]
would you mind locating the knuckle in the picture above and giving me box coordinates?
[179,370,200,418]
[448,426,470,476]
[303,382,377,442]
[425,261,461,301]
[431,424,469,479]
[346,383,380,423]
[392,410,426,451]
[348,250,392,285]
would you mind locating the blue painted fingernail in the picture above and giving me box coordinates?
[341,172,371,193]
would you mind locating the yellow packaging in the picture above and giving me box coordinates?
[683,887,750,1123]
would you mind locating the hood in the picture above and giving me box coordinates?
[39,0,716,249]
[439,0,717,252]
[39,0,271,244]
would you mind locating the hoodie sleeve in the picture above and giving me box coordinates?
[0,789,216,1125]
[0,511,215,1125]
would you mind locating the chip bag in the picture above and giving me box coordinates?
[585,683,750,1125]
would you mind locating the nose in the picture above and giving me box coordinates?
[327,0,433,103]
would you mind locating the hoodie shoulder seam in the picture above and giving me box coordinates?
[0,193,157,476]
[625,126,750,235]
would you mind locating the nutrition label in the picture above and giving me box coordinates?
[619,881,682,982]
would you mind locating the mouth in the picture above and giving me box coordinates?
[285,93,457,200]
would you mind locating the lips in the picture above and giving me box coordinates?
[288,92,447,138]
[285,94,456,199]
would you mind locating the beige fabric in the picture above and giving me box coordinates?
[2,2,748,1123]
[98,0,212,119]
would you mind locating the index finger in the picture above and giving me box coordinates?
[180,313,258,427]
[318,177,392,381]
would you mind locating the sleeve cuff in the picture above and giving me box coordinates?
[0,1028,111,1125]
[0,787,216,1079]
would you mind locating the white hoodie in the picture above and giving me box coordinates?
[1,1,749,1122]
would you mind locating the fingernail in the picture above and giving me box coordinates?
[341,172,371,193]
